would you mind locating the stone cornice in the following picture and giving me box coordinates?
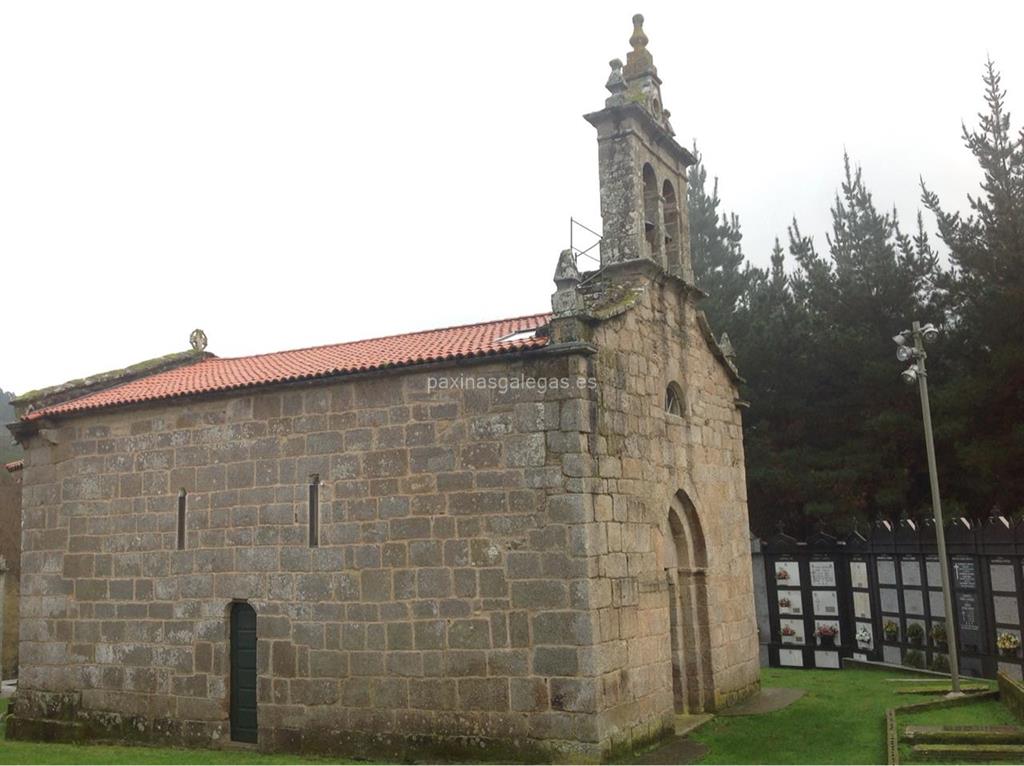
[583,103,697,167]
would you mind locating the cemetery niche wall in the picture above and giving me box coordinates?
[755,518,1024,680]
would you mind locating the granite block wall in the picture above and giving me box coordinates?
[10,352,609,759]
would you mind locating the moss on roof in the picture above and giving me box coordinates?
[13,350,212,415]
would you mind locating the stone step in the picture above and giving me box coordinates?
[904,724,1024,744]
[912,743,1024,762]
[896,683,990,694]
[673,713,713,737]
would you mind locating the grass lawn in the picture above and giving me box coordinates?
[692,667,996,765]
[0,669,1008,765]
[0,699,347,765]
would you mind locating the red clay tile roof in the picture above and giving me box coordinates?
[25,312,553,422]
[4,459,22,472]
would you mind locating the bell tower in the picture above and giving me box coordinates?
[585,15,696,281]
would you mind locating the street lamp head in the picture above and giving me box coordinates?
[896,345,915,362]
[901,365,919,385]
[921,323,939,344]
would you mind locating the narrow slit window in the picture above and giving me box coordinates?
[177,489,187,550]
[308,475,320,548]
[665,384,684,417]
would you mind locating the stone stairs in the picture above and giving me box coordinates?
[911,743,1024,762]
[906,725,1024,762]
[904,724,1024,745]
[895,683,990,695]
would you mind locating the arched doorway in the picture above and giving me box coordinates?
[666,492,714,713]
[230,601,258,743]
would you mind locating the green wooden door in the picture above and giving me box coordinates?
[230,602,258,743]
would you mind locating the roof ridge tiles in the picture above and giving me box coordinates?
[209,310,553,363]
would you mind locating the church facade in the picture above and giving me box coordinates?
[7,16,758,761]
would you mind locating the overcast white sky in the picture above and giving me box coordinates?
[2,1,1021,395]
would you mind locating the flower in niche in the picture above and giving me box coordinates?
[997,632,1020,654]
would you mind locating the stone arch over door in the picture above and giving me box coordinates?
[665,491,715,713]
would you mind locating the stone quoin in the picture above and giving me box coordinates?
[6,15,759,762]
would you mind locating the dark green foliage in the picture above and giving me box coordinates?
[687,143,752,334]
[696,62,1022,535]
[0,389,22,465]
[723,159,943,535]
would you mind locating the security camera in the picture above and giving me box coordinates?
[892,332,908,346]
[921,323,939,344]
[896,345,914,362]
[901,366,919,385]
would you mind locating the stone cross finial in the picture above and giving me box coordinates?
[190,328,208,352]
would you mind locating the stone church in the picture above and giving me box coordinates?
[7,15,758,762]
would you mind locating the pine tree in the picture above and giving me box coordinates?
[687,144,751,334]
[733,239,816,534]
[740,158,943,535]
[921,60,1024,518]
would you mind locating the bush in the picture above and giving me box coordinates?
[904,649,925,668]
[907,623,925,644]
[930,653,950,673]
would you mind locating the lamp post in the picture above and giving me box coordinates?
[894,321,960,694]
